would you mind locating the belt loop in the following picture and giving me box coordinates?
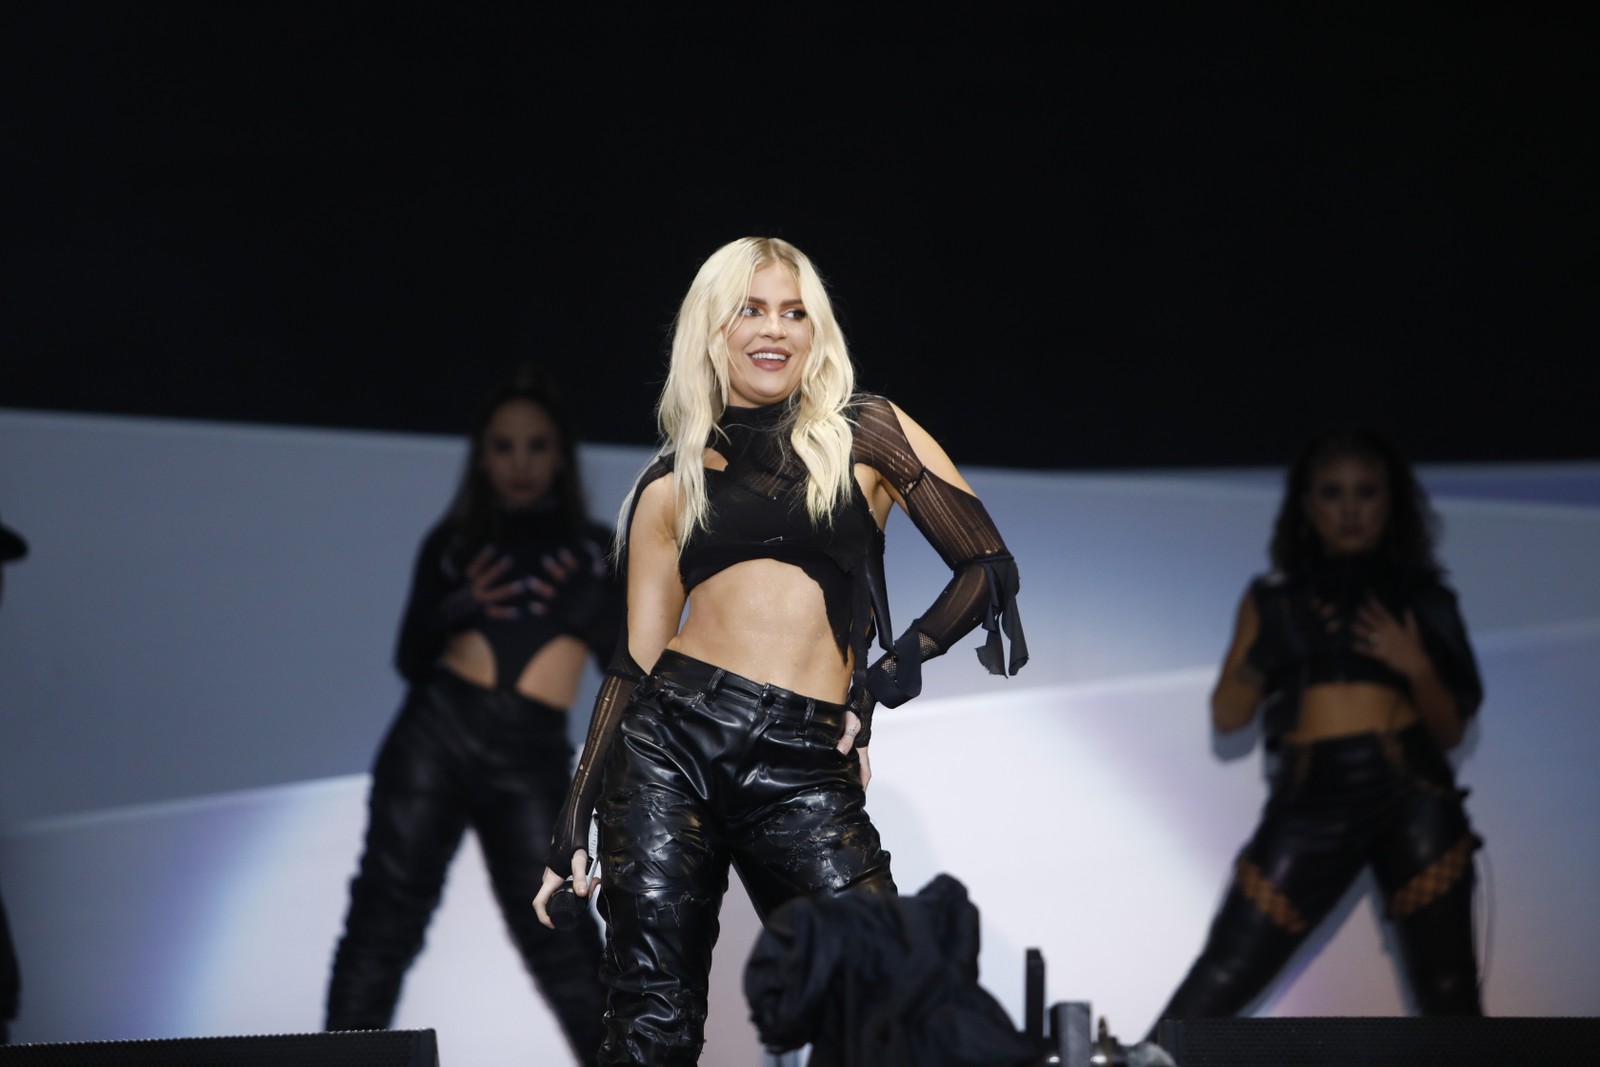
[802,697,817,723]
[706,667,725,699]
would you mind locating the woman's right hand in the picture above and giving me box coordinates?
[532,848,592,929]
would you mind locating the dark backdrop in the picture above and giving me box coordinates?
[4,4,1594,469]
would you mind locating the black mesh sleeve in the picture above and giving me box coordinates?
[851,398,1029,717]
[547,667,641,873]
[546,461,669,873]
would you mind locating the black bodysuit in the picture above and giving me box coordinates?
[549,394,1028,868]
[395,507,619,689]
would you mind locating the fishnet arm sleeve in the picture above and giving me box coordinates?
[853,397,1029,711]
[544,460,668,874]
[547,664,640,873]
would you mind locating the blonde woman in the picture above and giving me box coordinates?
[534,237,1028,1064]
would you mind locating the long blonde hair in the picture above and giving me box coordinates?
[644,237,856,549]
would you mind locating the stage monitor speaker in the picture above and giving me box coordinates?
[1154,1016,1600,1067]
[0,1028,439,1066]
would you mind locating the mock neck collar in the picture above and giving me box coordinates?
[718,399,790,431]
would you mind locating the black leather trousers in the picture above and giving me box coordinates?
[326,668,606,1064]
[595,650,897,1066]
[1155,726,1483,1028]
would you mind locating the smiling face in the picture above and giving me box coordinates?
[479,398,564,508]
[722,262,812,409]
[1303,455,1391,556]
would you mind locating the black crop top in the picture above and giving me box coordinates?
[394,505,621,693]
[678,400,877,664]
[547,393,1029,868]
[1248,553,1483,745]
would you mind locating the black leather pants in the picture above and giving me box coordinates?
[326,668,606,1064]
[1155,726,1483,1028]
[595,650,897,1066]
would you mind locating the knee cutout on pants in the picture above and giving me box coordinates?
[1389,833,1480,919]
[1236,856,1309,934]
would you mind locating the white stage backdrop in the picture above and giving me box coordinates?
[2,408,1597,1065]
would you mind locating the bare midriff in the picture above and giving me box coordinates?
[654,461,890,704]
[438,631,588,709]
[1284,681,1419,743]
[668,558,853,704]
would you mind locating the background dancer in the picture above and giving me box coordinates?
[326,366,615,1064]
[1150,427,1485,1034]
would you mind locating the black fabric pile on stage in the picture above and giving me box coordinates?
[744,873,1040,1067]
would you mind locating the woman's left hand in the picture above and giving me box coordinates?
[835,711,871,788]
[1352,599,1429,679]
[525,541,610,619]
[835,711,863,755]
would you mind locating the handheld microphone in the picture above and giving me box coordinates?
[549,831,600,932]
[548,879,587,931]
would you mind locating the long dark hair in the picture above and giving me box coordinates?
[445,364,589,540]
[1267,427,1441,577]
